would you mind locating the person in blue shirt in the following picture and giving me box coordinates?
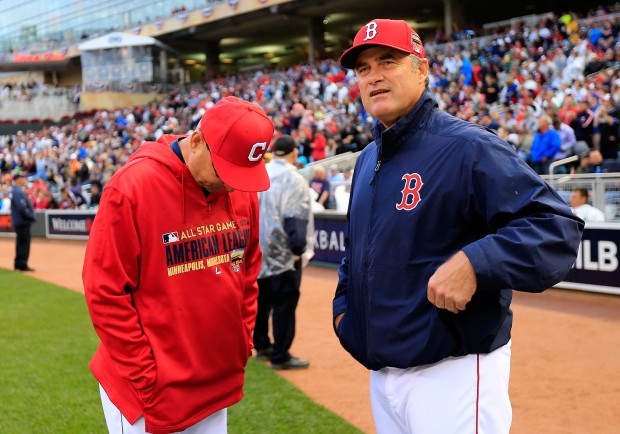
[527,114,562,174]
[333,18,583,434]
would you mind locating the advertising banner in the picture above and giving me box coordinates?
[312,215,346,264]
[557,223,620,295]
[45,210,96,239]
[0,213,14,233]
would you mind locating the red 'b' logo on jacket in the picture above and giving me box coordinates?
[396,173,423,211]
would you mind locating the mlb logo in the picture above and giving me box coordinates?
[162,232,180,244]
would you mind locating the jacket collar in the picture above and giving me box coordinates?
[371,88,438,154]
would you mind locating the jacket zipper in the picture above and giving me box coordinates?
[365,153,381,365]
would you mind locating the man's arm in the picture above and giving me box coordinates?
[546,131,562,159]
[83,186,156,394]
[333,175,358,332]
[317,189,330,207]
[283,174,312,255]
[428,135,583,313]
[461,135,584,292]
[241,193,262,353]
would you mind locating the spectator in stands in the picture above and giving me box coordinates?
[68,179,87,208]
[339,120,359,152]
[10,173,36,272]
[33,189,49,209]
[311,127,327,162]
[571,99,596,148]
[552,113,577,171]
[328,164,344,184]
[88,183,101,209]
[570,187,605,221]
[333,18,583,434]
[58,186,77,209]
[34,151,48,181]
[254,135,311,370]
[574,140,604,173]
[0,187,10,212]
[74,157,90,184]
[341,167,353,186]
[44,191,58,209]
[309,165,331,209]
[481,73,500,104]
[594,93,620,159]
[325,137,338,158]
[355,124,372,151]
[558,93,578,124]
[298,128,313,163]
[527,114,562,174]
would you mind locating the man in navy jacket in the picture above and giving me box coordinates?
[10,173,36,271]
[333,19,583,434]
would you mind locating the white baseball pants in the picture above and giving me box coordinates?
[99,384,227,434]
[370,341,512,434]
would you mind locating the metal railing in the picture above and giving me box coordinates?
[549,155,579,178]
[298,151,361,182]
[542,173,620,221]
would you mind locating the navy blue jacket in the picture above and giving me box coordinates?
[333,89,584,371]
[11,185,35,227]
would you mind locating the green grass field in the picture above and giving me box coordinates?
[0,269,363,434]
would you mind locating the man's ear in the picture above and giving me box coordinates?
[419,58,430,81]
[188,130,203,151]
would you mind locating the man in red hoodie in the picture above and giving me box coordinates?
[83,96,274,434]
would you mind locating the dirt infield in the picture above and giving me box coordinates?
[2,237,620,433]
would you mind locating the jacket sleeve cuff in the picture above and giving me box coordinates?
[462,242,495,291]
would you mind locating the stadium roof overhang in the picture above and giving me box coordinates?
[77,31,177,55]
[157,0,444,65]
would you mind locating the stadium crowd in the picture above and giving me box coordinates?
[1,3,620,212]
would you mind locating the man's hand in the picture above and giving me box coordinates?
[427,251,477,314]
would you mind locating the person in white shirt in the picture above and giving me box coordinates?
[570,188,605,222]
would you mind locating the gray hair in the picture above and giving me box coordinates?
[539,114,553,125]
[410,55,430,88]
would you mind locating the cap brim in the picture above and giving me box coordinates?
[211,153,270,192]
[340,43,412,69]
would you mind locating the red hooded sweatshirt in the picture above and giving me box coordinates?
[83,135,261,433]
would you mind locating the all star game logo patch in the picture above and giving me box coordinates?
[230,249,244,272]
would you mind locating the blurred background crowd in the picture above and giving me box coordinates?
[1,3,620,213]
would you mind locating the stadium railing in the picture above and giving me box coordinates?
[543,173,620,221]
[298,151,361,183]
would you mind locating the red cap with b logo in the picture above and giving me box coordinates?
[339,19,425,69]
[199,96,274,192]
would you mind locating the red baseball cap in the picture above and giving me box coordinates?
[199,96,274,192]
[340,19,425,69]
